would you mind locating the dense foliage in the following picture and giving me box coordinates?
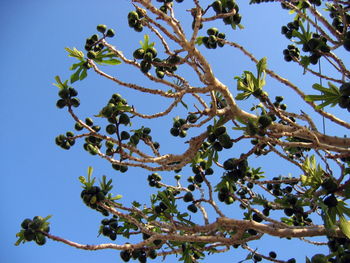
[16,0,350,262]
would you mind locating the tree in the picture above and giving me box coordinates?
[15,0,350,262]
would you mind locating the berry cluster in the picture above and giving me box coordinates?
[202,27,226,49]
[181,190,198,213]
[100,217,119,241]
[81,186,109,216]
[207,125,233,151]
[147,173,162,187]
[20,216,50,246]
[223,158,249,181]
[327,237,350,263]
[127,10,144,32]
[120,247,157,263]
[56,86,80,109]
[273,95,287,111]
[55,131,75,150]
[281,20,299,39]
[329,4,350,33]
[85,24,115,58]
[170,118,188,138]
[133,46,159,74]
[212,0,242,27]
[305,34,330,64]
[281,1,319,10]
[338,82,350,111]
[283,45,300,62]
[153,54,180,79]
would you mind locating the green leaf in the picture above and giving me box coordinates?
[88,166,93,178]
[305,82,341,109]
[300,155,323,187]
[79,68,88,81]
[140,34,154,50]
[339,216,350,239]
[14,230,25,246]
[256,57,267,79]
[96,58,121,66]
[70,67,83,83]
[110,194,122,200]
[65,47,84,60]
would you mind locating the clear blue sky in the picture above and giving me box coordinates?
[1,1,348,263]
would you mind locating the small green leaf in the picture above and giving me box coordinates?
[339,216,350,239]
[79,68,88,81]
[70,67,83,83]
[65,47,84,60]
[88,166,93,178]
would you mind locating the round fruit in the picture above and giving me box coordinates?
[258,115,272,129]
[106,124,116,134]
[146,47,157,58]
[269,251,277,258]
[223,158,235,170]
[120,250,131,262]
[212,1,222,13]
[187,203,198,213]
[128,11,139,21]
[324,194,338,207]
[120,131,130,140]
[340,83,350,96]
[106,29,115,37]
[338,96,350,108]
[119,113,130,125]
[23,228,36,241]
[133,48,145,59]
[343,39,350,52]
[140,60,151,73]
[207,27,219,36]
[225,196,234,205]
[321,178,338,194]
[311,254,327,263]
[97,24,107,33]
[56,99,66,108]
[35,233,46,246]
[183,192,194,202]
[21,218,32,229]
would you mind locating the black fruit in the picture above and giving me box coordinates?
[119,113,130,125]
[183,192,194,202]
[106,124,116,134]
[35,233,46,246]
[311,254,327,263]
[223,158,235,170]
[212,1,222,13]
[340,83,350,96]
[23,229,36,241]
[187,203,198,213]
[120,250,131,262]
[133,48,145,60]
[21,218,32,229]
[106,29,115,37]
[338,96,350,108]
[324,194,338,207]
[343,39,350,52]
[258,115,272,128]
[321,178,338,194]
[269,251,277,258]
[120,131,130,140]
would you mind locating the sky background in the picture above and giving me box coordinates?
[1,1,349,263]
